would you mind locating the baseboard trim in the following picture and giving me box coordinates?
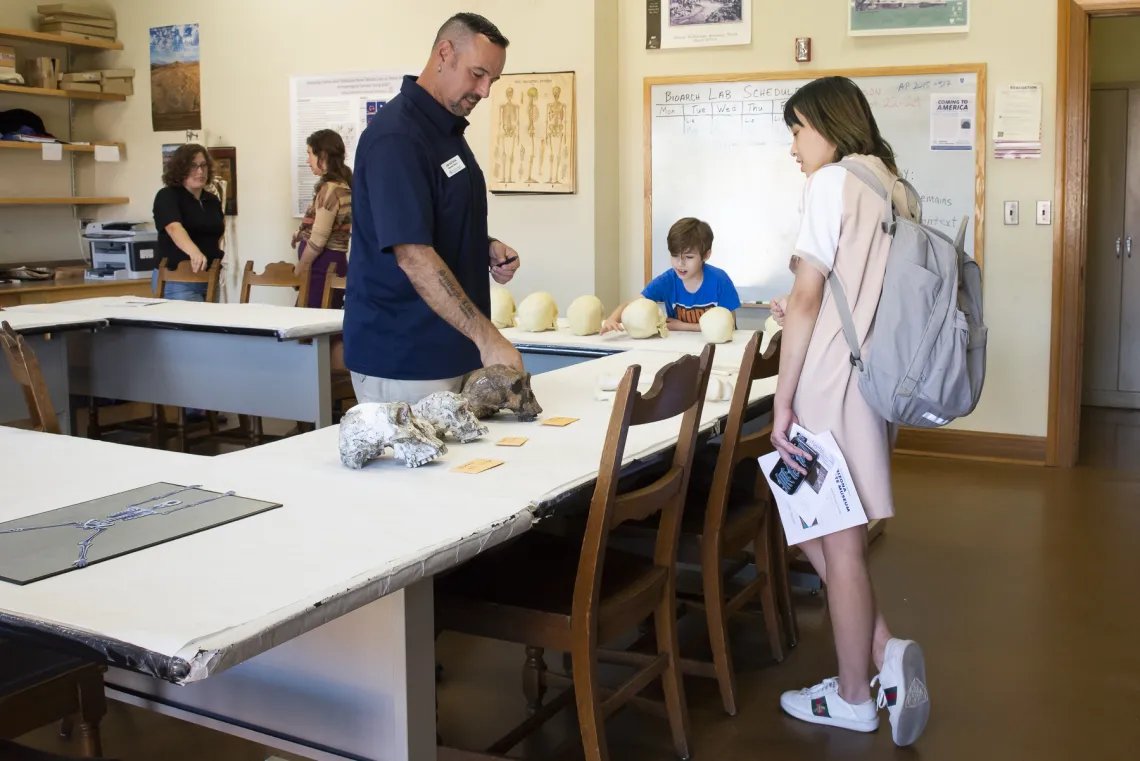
[894,427,1047,466]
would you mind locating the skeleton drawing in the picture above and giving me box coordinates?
[339,403,448,469]
[0,485,235,569]
[461,366,543,421]
[412,392,489,444]
[496,86,520,183]
[545,85,567,183]
[525,87,540,183]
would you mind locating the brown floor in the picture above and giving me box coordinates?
[18,407,1140,760]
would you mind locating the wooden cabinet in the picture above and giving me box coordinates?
[1084,87,1140,409]
[0,279,152,308]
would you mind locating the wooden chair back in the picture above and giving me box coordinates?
[574,345,714,619]
[704,330,782,536]
[0,321,61,434]
[320,261,348,309]
[240,261,309,307]
[154,258,220,303]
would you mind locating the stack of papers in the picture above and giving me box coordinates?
[760,425,868,545]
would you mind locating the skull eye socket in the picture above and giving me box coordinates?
[510,378,524,394]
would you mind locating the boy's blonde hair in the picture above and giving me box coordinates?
[667,217,714,257]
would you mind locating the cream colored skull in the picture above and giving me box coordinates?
[621,298,668,339]
[516,292,559,332]
[567,295,604,336]
[490,288,516,329]
[699,306,734,344]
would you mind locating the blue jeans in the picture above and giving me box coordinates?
[151,269,208,301]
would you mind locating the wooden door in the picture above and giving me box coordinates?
[1083,88,1128,400]
[1120,89,1140,395]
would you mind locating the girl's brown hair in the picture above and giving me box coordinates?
[307,129,353,189]
[162,143,214,188]
[783,76,898,175]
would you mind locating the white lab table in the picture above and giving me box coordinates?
[7,297,343,428]
[0,309,108,435]
[0,348,776,761]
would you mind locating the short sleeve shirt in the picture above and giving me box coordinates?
[152,186,225,270]
[343,75,490,381]
[641,264,741,323]
[792,165,846,275]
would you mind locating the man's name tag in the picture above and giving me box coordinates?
[442,155,466,178]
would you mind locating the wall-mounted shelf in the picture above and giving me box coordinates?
[0,197,129,206]
[0,26,122,51]
[0,142,124,154]
[0,83,125,102]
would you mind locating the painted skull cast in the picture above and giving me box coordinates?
[461,365,543,421]
[339,403,448,469]
[412,392,490,444]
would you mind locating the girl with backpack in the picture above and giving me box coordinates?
[769,76,929,746]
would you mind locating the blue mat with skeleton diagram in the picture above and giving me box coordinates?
[0,483,281,585]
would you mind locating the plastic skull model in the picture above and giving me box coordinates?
[412,392,489,443]
[339,402,448,469]
[461,365,543,421]
[622,298,668,339]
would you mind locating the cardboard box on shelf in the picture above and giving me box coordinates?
[39,21,117,40]
[36,3,115,21]
[100,78,131,96]
[0,46,16,72]
[25,57,62,89]
[59,80,100,92]
[61,70,102,83]
[41,14,115,29]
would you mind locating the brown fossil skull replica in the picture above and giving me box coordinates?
[461,365,543,421]
[339,402,448,469]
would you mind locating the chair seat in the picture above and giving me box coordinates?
[0,640,90,699]
[436,531,668,650]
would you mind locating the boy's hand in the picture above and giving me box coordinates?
[770,295,788,326]
[601,318,624,335]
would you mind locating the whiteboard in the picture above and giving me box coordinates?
[645,66,986,305]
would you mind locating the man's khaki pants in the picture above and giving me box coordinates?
[350,373,465,405]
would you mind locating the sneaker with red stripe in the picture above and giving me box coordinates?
[872,638,930,746]
[779,678,879,732]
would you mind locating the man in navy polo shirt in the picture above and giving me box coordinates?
[344,13,523,405]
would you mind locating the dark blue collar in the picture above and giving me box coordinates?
[401,75,468,137]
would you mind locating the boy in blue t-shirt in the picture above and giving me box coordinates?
[602,217,741,334]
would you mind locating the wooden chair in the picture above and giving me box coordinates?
[86,258,222,450]
[601,332,796,716]
[0,321,61,434]
[320,263,355,421]
[0,638,108,758]
[435,345,714,761]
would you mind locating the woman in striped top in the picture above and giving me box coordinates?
[293,129,352,308]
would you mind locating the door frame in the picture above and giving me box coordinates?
[1049,0,1140,466]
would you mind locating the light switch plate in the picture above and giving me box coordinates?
[1004,201,1019,225]
[1036,201,1052,225]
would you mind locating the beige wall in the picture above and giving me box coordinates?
[617,0,1058,438]
[1091,16,1140,83]
[69,0,615,307]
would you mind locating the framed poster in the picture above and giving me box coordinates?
[488,71,576,195]
[149,24,202,131]
[647,0,751,50]
[849,0,969,37]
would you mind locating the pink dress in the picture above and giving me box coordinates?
[789,155,917,520]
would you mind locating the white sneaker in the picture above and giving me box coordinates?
[779,678,879,732]
[872,638,930,746]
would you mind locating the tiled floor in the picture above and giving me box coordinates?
[18,411,1140,760]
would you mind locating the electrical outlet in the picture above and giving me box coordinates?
[1004,201,1019,225]
[1037,201,1052,225]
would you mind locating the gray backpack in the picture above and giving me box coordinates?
[828,159,987,429]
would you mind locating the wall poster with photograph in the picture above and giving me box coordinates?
[488,72,576,195]
[849,0,969,37]
[646,0,751,50]
[150,24,202,131]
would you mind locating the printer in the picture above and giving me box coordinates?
[83,221,158,281]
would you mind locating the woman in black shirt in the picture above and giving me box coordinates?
[151,143,226,301]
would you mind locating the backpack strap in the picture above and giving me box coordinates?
[828,270,864,372]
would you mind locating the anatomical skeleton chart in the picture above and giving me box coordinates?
[489,71,576,194]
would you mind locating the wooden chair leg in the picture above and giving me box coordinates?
[76,720,102,758]
[701,539,738,716]
[522,646,547,715]
[59,715,74,738]
[86,396,100,439]
[176,408,189,453]
[655,583,692,760]
[770,507,799,648]
[571,638,609,761]
[76,670,106,758]
[150,404,164,449]
[755,511,785,663]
